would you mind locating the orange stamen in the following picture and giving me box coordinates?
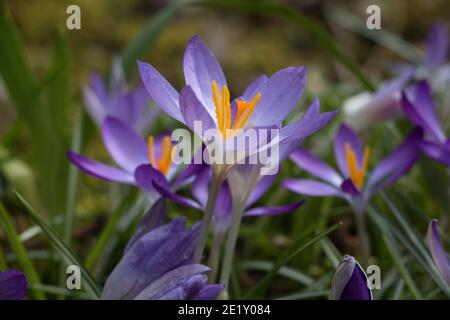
[147,135,173,176]
[345,143,370,189]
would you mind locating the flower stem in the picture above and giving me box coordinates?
[193,174,221,263]
[354,210,369,267]
[207,231,225,283]
[219,203,245,289]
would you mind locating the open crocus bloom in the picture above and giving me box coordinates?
[0,270,27,300]
[138,35,336,174]
[83,62,159,133]
[283,124,422,213]
[402,80,450,167]
[427,219,450,286]
[330,255,372,300]
[101,199,223,300]
[68,117,201,197]
[153,165,304,235]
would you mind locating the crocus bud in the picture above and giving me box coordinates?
[427,219,450,286]
[330,255,372,300]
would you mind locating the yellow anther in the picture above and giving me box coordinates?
[147,135,156,168]
[345,143,370,189]
[147,135,173,176]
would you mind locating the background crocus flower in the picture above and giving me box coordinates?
[283,124,422,214]
[0,270,28,300]
[330,255,372,300]
[83,61,159,133]
[68,117,201,198]
[427,219,450,286]
[402,80,450,167]
[101,198,223,300]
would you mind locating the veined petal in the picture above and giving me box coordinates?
[427,219,450,286]
[138,61,184,122]
[368,128,422,190]
[183,35,227,119]
[289,147,343,186]
[245,200,305,217]
[179,85,217,134]
[282,179,342,197]
[334,124,364,176]
[420,139,450,167]
[0,270,28,300]
[249,67,307,127]
[67,151,134,184]
[101,117,148,172]
[242,75,268,101]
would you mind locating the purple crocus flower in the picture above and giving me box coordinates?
[283,124,422,213]
[101,198,223,300]
[68,117,202,197]
[402,80,450,167]
[83,62,159,133]
[0,270,27,300]
[138,35,336,170]
[330,255,372,300]
[427,219,450,287]
[153,165,305,235]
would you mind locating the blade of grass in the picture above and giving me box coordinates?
[0,202,45,299]
[14,192,101,299]
[244,222,342,299]
[195,0,375,91]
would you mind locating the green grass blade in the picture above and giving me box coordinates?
[120,0,186,77]
[0,202,45,299]
[243,222,342,299]
[196,0,375,91]
[14,192,101,299]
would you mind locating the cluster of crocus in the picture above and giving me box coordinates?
[0,270,27,300]
[402,80,450,167]
[101,198,223,300]
[330,255,372,300]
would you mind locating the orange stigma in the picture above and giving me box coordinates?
[147,135,173,176]
[212,80,261,138]
[345,143,370,189]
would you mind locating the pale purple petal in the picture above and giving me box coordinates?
[212,182,233,234]
[368,129,422,190]
[172,162,208,189]
[246,174,276,207]
[183,35,226,119]
[83,85,106,126]
[334,124,365,176]
[282,179,342,197]
[289,147,342,186]
[191,167,211,207]
[153,180,204,210]
[101,117,148,172]
[427,219,450,286]
[424,22,449,69]
[134,164,170,195]
[192,284,224,300]
[67,151,134,184]
[420,139,450,167]
[249,67,307,127]
[179,85,217,134]
[245,200,305,217]
[138,61,184,122]
[0,270,27,300]
[331,255,371,300]
[242,75,268,101]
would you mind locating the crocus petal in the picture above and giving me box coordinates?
[191,166,211,207]
[134,164,170,194]
[134,264,210,300]
[331,255,372,300]
[245,200,305,217]
[246,174,276,207]
[340,179,360,196]
[0,270,28,300]
[249,67,307,127]
[67,151,134,184]
[153,180,204,210]
[427,219,450,286]
[83,86,106,126]
[172,161,208,189]
[424,22,449,69]
[179,85,217,134]
[101,117,148,172]
[192,284,224,300]
[289,147,342,186]
[419,139,450,167]
[282,179,342,197]
[368,128,422,190]
[138,61,184,122]
[334,124,364,176]
[183,35,227,119]
[242,75,268,101]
